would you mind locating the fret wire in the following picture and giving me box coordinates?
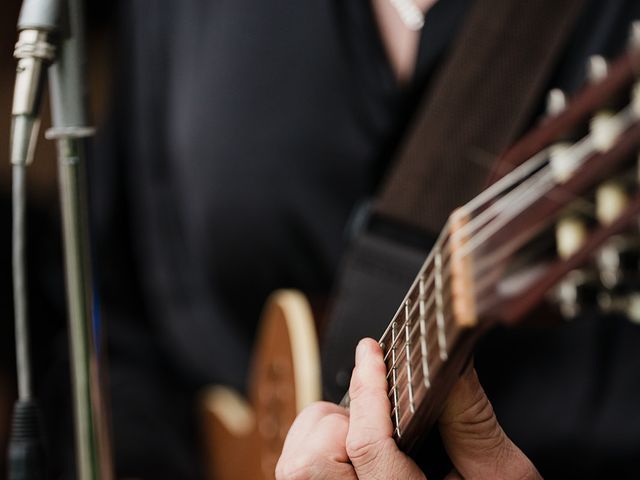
[394,340,462,429]
[380,165,556,361]
[389,262,528,424]
[386,328,460,422]
[384,286,454,381]
[386,335,453,413]
[392,325,463,427]
[391,363,436,429]
[435,245,448,361]
[387,209,527,426]
[383,272,455,369]
[383,300,445,381]
[385,324,440,385]
[391,321,401,438]
[386,313,451,390]
[394,239,523,375]
[419,275,431,388]
[377,226,453,350]
[404,300,415,414]
[381,263,452,364]
[379,259,438,352]
[391,366,422,414]
[395,376,430,429]
[383,288,434,364]
[387,346,434,402]
[379,206,476,361]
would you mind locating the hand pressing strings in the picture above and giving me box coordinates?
[276,338,541,480]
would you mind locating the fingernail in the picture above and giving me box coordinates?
[356,340,368,364]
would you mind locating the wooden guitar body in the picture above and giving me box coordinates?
[200,290,321,480]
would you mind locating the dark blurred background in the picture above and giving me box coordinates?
[0,2,115,477]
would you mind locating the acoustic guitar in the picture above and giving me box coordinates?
[201,35,640,480]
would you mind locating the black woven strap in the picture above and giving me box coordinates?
[375,0,587,234]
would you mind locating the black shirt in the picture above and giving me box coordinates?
[82,0,640,478]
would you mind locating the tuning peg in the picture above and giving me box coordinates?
[555,270,598,319]
[545,89,578,183]
[633,82,640,117]
[546,88,567,117]
[630,20,640,49]
[587,55,608,84]
[587,55,624,152]
[626,293,640,324]
[637,153,640,189]
[556,215,588,260]
[597,236,625,288]
[598,291,640,325]
[596,180,628,226]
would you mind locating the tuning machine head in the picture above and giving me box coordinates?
[598,291,640,324]
[630,20,640,50]
[555,269,599,319]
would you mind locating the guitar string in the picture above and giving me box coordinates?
[379,232,452,356]
[384,109,628,353]
[383,286,453,381]
[378,146,555,354]
[383,170,615,421]
[380,139,571,356]
[378,167,546,362]
[384,297,454,390]
[458,104,638,276]
[388,323,455,429]
[379,154,559,365]
[380,178,552,372]
[383,181,592,394]
[382,236,532,429]
[387,168,635,429]
[456,103,638,255]
[380,169,550,366]
[462,102,637,240]
[388,116,640,431]
[380,255,451,363]
[458,150,587,257]
[384,215,566,396]
[376,102,640,425]
[458,148,554,240]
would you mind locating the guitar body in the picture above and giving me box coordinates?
[201,290,321,480]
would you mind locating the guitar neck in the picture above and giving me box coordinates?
[340,214,484,451]
[381,214,483,450]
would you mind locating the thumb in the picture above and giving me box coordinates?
[439,367,541,480]
[346,338,425,479]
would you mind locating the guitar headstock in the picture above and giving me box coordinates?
[449,22,640,327]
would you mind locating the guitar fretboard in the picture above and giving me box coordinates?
[378,219,470,439]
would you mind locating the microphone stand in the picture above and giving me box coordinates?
[8,0,114,478]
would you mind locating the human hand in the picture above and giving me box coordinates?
[276,338,541,479]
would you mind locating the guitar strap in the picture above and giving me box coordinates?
[322,0,587,402]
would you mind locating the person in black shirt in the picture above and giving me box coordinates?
[52,0,640,478]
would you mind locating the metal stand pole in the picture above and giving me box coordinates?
[46,0,113,477]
